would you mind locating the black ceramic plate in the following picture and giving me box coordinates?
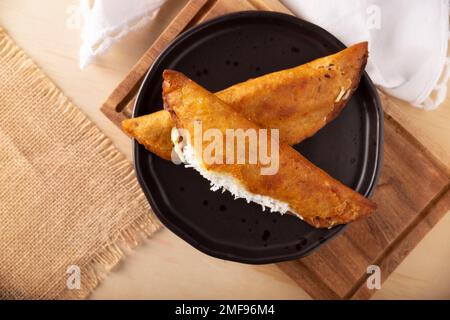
[133,11,383,264]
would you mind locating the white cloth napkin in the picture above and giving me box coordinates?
[282,0,449,110]
[79,0,449,109]
[79,0,166,69]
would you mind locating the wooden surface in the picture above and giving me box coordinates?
[99,0,450,299]
[279,117,450,299]
[1,0,450,299]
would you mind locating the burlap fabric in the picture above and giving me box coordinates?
[0,28,161,299]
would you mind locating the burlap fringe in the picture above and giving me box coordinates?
[58,214,162,300]
[0,27,162,299]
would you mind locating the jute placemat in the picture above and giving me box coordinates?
[0,28,161,299]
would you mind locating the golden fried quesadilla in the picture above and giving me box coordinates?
[163,70,376,229]
[123,42,368,160]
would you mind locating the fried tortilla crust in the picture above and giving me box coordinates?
[163,70,376,229]
[123,42,368,160]
[122,109,173,159]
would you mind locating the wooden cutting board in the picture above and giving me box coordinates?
[100,0,450,299]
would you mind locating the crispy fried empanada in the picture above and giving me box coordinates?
[122,109,173,160]
[163,70,376,229]
[123,42,368,160]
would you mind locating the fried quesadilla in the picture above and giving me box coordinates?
[163,70,376,229]
[123,42,368,160]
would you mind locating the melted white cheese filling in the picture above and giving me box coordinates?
[171,128,303,219]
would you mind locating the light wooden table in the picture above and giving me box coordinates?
[1,0,449,299]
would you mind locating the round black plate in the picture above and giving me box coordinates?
[133,11,383,264]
